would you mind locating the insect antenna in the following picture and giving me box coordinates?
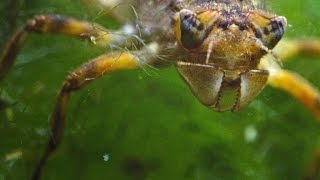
[205,35,218,64]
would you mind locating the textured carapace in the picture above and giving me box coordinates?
[171,0,287,111]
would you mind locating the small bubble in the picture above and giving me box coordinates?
[103,153,109,162]
[244,125,258,143]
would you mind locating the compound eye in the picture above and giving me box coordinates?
[178,9,206,49]
[265,16,287,48]
[250,14,287,49]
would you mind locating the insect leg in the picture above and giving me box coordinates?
[271,39,320,180]
[31,42,161,180]
[31,51,138,180]
[273,39,320,61]
[304,146,320,180]
[0,15,131,81]
[261,39,320,178]
[267,68,320,121]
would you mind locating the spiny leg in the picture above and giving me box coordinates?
[0,14,130,81]
[31,51,140,180]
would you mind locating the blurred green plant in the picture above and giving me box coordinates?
[1,0,320,179]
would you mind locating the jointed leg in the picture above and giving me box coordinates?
[305,146,320,180]
[0,15,129,81]
[273,39,320,61]
[260,38,320,121]
[267,70,320,180]
[31,51,140,180]
[0,13,162,179]
[267,69,320,120]
[260,53,320,121]
[262,40,320,178]
[0,29,28,81]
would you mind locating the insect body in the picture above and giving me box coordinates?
[1,0,320,179]
[173,3,286,111]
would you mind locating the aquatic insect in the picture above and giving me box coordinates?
[1,0,320,179]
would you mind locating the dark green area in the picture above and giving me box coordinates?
[1,0,320,179]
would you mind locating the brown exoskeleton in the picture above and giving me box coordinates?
[1,0,320,179]
[174,4,286,111]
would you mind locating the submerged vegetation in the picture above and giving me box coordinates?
[1,0,320,179]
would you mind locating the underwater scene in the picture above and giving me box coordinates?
[1,0,320,179]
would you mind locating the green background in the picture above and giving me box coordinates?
[1,0,320,179]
